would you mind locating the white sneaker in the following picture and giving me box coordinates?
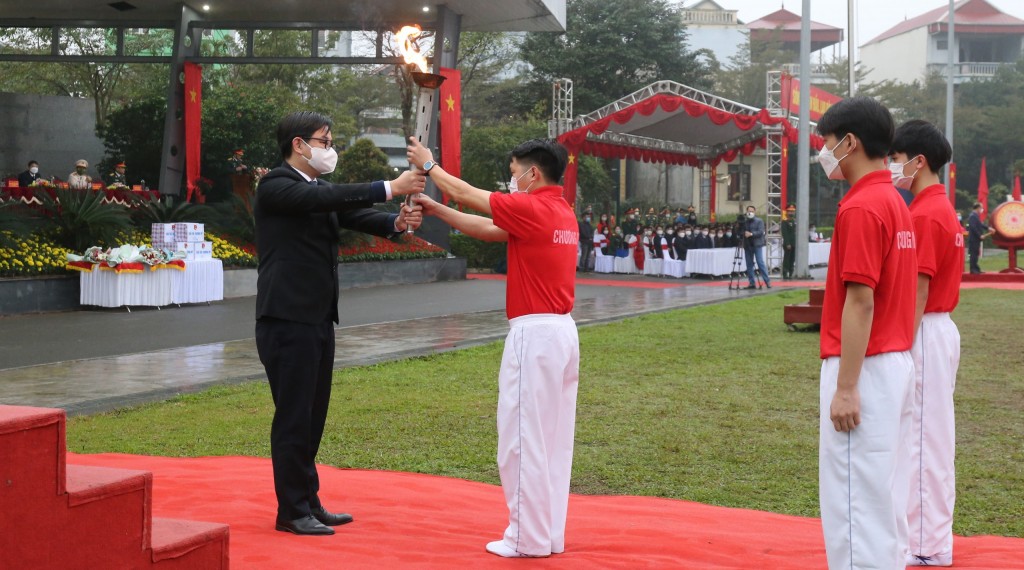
[485,540,550,558]
[906,553,953,566]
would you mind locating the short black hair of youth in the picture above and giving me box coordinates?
[746,205,756,212]
[28,160,38,167]
[816,96,894,159]
[973,202,983,210]
[890,119,952,172]
[509,139,568,183]
[277,111,333,159]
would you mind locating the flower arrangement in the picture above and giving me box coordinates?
[29,178,54,188]
[65,244,187,273]
[338,235,447,263]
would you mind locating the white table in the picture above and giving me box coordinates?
[80,259,223,308]
[809,242,831,266]
[685,247,751,276]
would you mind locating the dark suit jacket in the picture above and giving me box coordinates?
[744,216,766,249]
[17,170,40,187]
[254,164,398,325]
[967,211,989,245]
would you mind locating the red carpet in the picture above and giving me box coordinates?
[67,453,1021,569]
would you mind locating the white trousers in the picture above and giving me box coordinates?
[497,313,580,556]
[820,351,914,570]
[903,313,960,560]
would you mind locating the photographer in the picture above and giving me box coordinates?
[742,205,772,289]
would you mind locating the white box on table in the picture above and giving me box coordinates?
[172,222,205,243]
[151,223,175,245]
[176,241,214,260]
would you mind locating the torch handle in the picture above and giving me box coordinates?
[404,194,414,235]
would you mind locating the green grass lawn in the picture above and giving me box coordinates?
[67,289,1024,537]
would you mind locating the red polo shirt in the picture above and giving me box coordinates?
[490,185,577,320]
[820,170,917,359]
[910,184,964,313]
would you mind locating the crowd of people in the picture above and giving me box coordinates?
[577,205,749,272]
[12,159,139,190]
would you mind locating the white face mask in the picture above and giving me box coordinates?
[29,166,39,175]
[746,211,755,219]
[645,230,652,236]
[726,232,732,237]
[667,230,674,235]
[702,231,709,236]
[889,155,921,191]
[717,232,724,238]
[818,134,850,181]
[508,168,533,194]
[656,230,663,236]
[685,231,692,236]
[302,139,338,175]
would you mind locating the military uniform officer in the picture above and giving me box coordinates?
[782,204,797,279]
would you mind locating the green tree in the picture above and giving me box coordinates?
[520,0,710,114]
[460,117,547,191]
[335,138,395,184]
[96,96,167,187]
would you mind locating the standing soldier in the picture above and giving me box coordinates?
[782,204,797,279]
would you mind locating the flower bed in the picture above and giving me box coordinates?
[1,230,444,278]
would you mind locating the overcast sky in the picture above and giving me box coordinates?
[692,0,1024,54]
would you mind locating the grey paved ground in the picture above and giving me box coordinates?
[0,272,818,415]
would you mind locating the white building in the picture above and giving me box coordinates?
[860,0,1024,85]
[680,0,747,65]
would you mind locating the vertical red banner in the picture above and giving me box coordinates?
[184,62,203,202]
[948,162,957,207]
[977,157,989,221]
[438,67,461,178]
[561,146,578,209]
[780,135,789,211]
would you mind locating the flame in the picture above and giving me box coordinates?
[394,25,428,73]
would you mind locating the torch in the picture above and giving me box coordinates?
[395,25,446,235]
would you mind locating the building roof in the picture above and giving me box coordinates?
[746,7,843,50]
[864,0,1024,47]
[0,0,566,32]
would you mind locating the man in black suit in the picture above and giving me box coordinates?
[254,111,425,536]
[966,202,994,273]
[17,160,42,187]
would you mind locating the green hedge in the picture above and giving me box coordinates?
[449,233,506,270]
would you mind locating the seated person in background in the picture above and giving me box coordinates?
[18,160,42,187]
[675,225,693,259]
[652,226,668,259]
[596,213,610,236]
[693,226,712,249]
[715,226,730,248]
[642,226,655,257]
[720,226,737,248]
[809,224,823,242]
[611,226,627,256]
[104,162,129,189]
[664,226,678,260]
[68,159,93,190]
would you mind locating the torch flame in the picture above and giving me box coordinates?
[395,25,429,73]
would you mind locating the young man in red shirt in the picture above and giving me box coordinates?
[407,137,579,558]
[816,97,918,569]
[889,119,963,567]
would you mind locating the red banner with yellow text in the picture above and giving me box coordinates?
[780,74,842,122]
[184,62,203,202]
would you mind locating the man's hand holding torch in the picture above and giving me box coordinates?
[390,169,426,233]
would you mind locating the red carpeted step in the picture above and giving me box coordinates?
[0,405,66,497]
[61,464,153,566]
[150,517,230,569]
[808,287,825,306]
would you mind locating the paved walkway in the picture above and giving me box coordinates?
[0,272,817,415]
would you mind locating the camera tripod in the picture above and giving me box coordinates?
[728,242,765,290]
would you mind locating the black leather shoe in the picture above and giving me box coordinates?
[275,515,335,535]
[744,285,757,290]
[311,506,354,526]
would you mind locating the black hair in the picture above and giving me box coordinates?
[890,119,952,172]
[28,160,38,167]
[745,204,756,212]
[276,111,333,159]
[973,202,983,210]
[816,96,894,159]
[509,139,568,183]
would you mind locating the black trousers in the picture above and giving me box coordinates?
[969,239,982,273]
[783,244,795,277]
[579,242,593,271]
[255,317,336,521]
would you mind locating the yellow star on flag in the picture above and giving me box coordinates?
[444,94,455,111]
[189,88,197,103]
[568,154,575,164]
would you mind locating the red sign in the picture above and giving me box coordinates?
[780,74,842,122]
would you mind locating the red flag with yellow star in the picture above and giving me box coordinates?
[562,148,578,209]
[184,62,202,202]
[439,67,461,184]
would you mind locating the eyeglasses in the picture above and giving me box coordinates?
[304,137,337,151]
